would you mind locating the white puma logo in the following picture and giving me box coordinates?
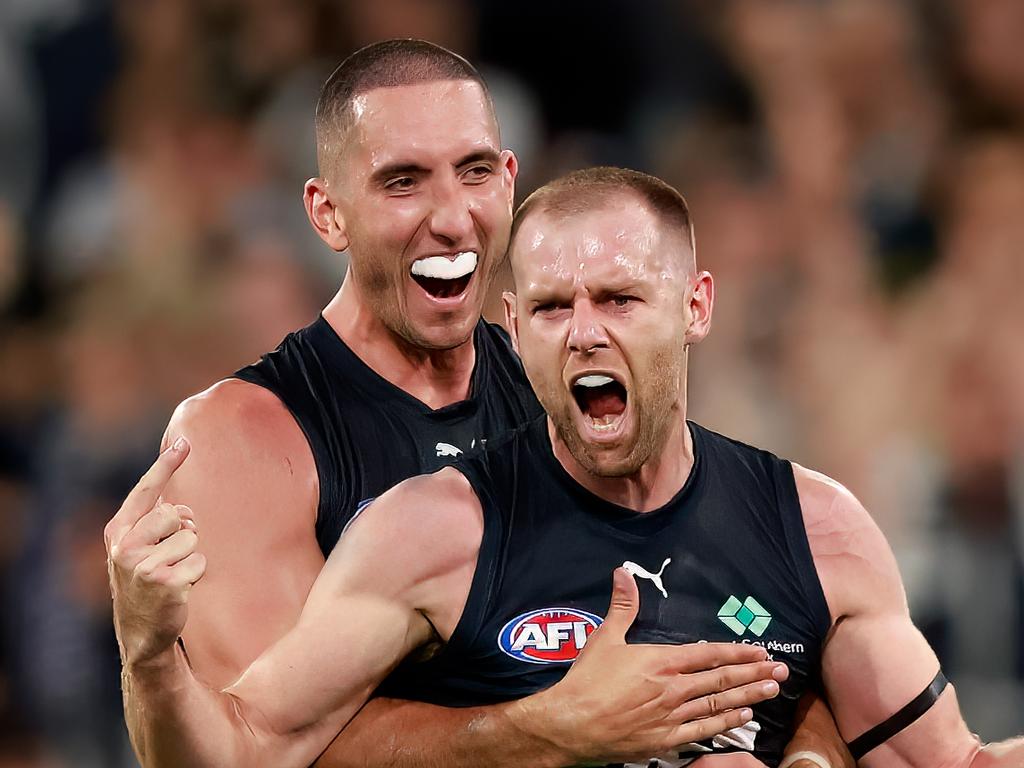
[435,442,462,458]
[622,558,671,599]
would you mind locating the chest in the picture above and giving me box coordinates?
[337,398,521,502]
[485,528,820,682]
[447,482,827,766]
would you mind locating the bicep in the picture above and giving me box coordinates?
[160,386,325,689]
[226,583,426,748]
[800,466,980,767]
[226,470,481,746]
[224,492,442,747]
[823,610,978,768]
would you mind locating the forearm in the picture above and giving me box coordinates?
[123,645,259,768]
[314,696,572,768]
[782,692,854,768]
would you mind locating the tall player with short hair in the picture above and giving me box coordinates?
[109,166,1024,767]
[106,42,842,767]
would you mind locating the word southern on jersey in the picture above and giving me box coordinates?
[381,416,832,768]
[233,315,543,555]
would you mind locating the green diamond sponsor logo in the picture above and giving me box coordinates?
[718,595,772,637]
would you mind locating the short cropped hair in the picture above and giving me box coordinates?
[510,167,696,257]
[315,39,495,175]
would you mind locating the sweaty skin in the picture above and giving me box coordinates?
[107,444,788,767]
[503,193,1024,768]
[106,180,845,767]
[797,466,1024,768]
[109,74,836,767]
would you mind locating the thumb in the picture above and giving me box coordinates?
[597,567,639,642]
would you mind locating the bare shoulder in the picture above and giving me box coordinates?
[345,466,483,567]
[168,378,308,453]
[328,466,483,637]
[162,378,317,523]
[791,464,876,550]
[792,463,906,621]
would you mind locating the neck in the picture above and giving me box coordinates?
[322,273,477,409]
[550,366,693,512]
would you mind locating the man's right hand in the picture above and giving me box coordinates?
[105,437,207,671]
[515,568,788,764]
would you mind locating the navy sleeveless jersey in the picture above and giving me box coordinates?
[233,315,543,555]
[381,415,832,767]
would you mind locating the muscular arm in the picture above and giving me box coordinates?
[797,465,1024,768]
[315,698,570,768]
[779,692,855,768]
[313,687,850,768]
[163,380,324,689]
[113,467,483,768]
[112,381,781,768]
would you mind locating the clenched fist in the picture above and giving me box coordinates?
[105,437,206,670]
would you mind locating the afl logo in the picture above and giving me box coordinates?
[497,608,604,664]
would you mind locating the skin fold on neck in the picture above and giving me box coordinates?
[323,274,478,410]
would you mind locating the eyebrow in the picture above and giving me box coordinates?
[453,149,501,168]
[594,281,644,296]
[369,149,502,187]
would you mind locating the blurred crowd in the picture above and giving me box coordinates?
[1,0,1022,765]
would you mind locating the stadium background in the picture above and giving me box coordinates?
[1,0,1023,765]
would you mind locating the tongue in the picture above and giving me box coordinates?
[414,273,471,299]
[580,384,626,419]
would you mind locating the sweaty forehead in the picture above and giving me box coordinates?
[344,80,498,169]
[512,198,688,292]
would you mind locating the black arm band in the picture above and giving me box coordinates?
[847,670,949,760]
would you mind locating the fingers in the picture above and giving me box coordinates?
[671,640,770,672]
[173,552,208,586]
[139,528,199,571]
[667,706,755,749]
[671,677,782,724]
[134,529,203,592]
[596,567,640,642]
[114,503,185,561]
[105,437,190,549]
[660,660,784,716]
[682,660,788,699]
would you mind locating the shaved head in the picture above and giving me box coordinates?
[509,167,696,278]
[315,39,496,178]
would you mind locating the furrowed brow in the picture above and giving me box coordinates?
[593,281,643,299]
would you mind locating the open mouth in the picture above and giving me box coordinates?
[571,374,628,432]
[410,251,477,300]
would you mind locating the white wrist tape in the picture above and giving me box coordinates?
[778,751,832,768]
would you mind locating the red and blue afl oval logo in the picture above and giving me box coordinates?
[497,607,604,664]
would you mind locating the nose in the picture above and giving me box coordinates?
[428,176,475,246]
[567,299,610,354]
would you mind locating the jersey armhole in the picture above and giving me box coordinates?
[230,370,340,554]
[775,459,833,646]
[440,459,507,655]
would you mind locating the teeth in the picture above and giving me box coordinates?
[587,414,622,431]
[410,251,477,280]
[575,375,614,388]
